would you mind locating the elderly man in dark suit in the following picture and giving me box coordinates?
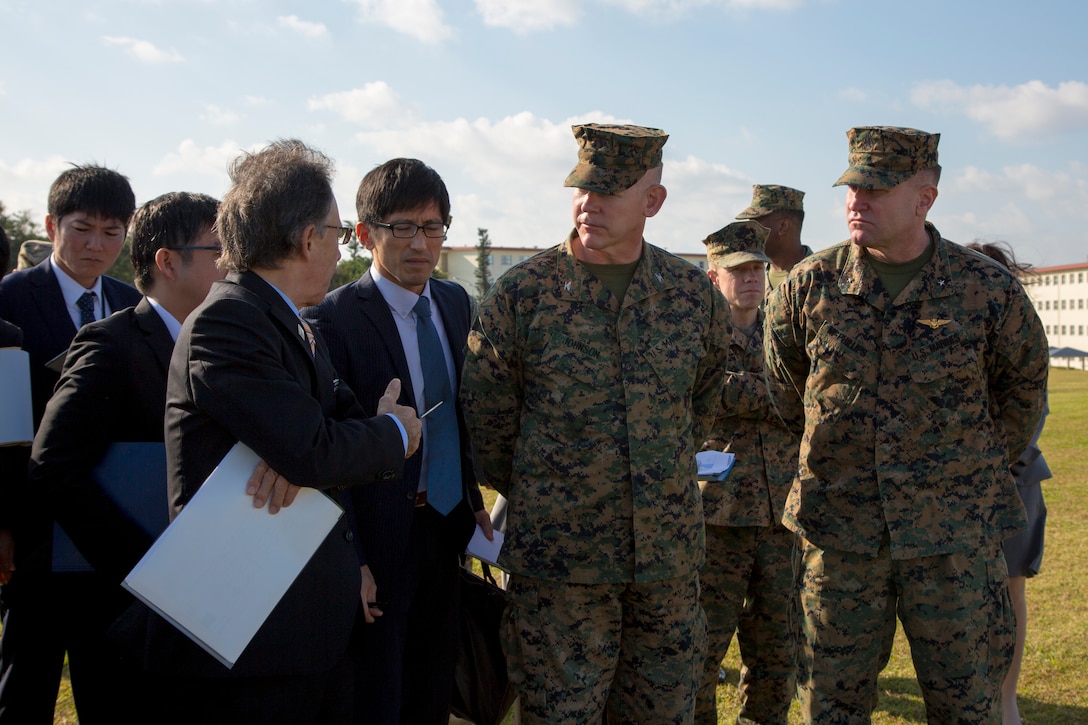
[145,139,421,725]
[25,191,224,722]
[305,158,490,724]
[0,165,141,724]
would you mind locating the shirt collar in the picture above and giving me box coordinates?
[371,264,431,319]
[146,296,183,341]
[51,255,104,308]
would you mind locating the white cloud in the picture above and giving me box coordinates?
[152,139,257,178]
[601,0,804,15]
[836,87,867,103]
[276,15,329,39]
[0,156,71,220]
[911,79,1088,139]
[101,36,184,64]
[199,104,240,126]
[308,82,415,128]
[474,0,580,32]
[345,0,453,44]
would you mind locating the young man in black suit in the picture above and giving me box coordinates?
[0,165,140,724]
[150,140,421,724]
[304,158,491,724]
[26,191,224,722]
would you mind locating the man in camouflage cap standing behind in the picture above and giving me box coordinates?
[735,184,812,291]
[698,220,800,725]
[764,126,1048,722]
[462,123,732,724]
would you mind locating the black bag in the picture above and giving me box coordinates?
[450,562,516,725]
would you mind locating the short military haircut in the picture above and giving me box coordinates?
[47,164,136,226]
[130,192,219,293]
[356,158,451,225]
[217,139,336,273]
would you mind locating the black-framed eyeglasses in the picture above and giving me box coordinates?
[371,221,449,239]
[326,224,354,245]
[175,245,222,253]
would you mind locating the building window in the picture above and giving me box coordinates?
[1080,273,1084,283]
[1044,301,1050,310]
[519,255,530,262]
[1062,326,1067,335]
[1080,299,1085,309]
[1080,326,1085,335]
[500,255,512,266]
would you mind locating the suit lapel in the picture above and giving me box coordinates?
[30,259,78,355]
[355,272,416,408]
[133,297,175,374]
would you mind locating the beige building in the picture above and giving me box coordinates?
[1025,260,1088,362]
[438,245,708,297]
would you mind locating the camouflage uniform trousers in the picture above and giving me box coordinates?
[502,571,707,724]
[795,537,1014,724]
[696,523,798,725]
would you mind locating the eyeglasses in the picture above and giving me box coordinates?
[326,224,354,245]
[175,245,222,253]
[370,221,449,239]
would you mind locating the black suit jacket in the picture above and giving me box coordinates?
[29,298,173,583]
[147,270,406,678]
[303,272,482,610]
[0,259,141,574]
[0,257,141,427]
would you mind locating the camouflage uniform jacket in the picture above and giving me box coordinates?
[702,309,799,528]
[462,231,732,584]
[764,224,1048,559]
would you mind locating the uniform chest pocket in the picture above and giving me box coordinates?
[643,329,704,399]
[908,320,978,384]
[807,323,874,410]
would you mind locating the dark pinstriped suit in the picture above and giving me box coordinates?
[304,270,482,724]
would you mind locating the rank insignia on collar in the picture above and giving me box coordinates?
[564,281,572,292]
[918,318,952,329]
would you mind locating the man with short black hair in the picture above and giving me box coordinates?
[28,191,224,722]
[305,157,489,724]
[0,164,140,724]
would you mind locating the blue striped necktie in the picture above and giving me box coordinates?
[413,296,462,515]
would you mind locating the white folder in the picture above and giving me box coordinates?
[122,442,343,668]
[0,348,32,446]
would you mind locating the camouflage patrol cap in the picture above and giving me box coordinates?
[17,240,53,270]
[703,220,771,268]
[563,123,669,194]
[735,184,805,219]
[833,126,940,190]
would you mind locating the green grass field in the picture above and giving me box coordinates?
[50,368,1088,723]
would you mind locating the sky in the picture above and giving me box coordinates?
[2,0,1087,269]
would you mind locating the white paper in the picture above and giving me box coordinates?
[465,525,505,570]
[122,442,343,668]
[696,450,735,481]
[0,349,32,446]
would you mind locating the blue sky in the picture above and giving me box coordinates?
[2,0,1087,268]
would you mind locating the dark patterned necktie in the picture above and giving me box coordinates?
[413,296,462,515]
[76,291,98,327]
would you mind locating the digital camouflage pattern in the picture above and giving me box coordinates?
[461,230,732,584]
[764,223,1048,559]
[696,309,800,725]
[735,184,805,220]
[503,573,706,725]
[795,538,1014,723]
[563,123,669,194]
[703,220,771,269]
[697,525,796,725]
[833,126,940,190]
